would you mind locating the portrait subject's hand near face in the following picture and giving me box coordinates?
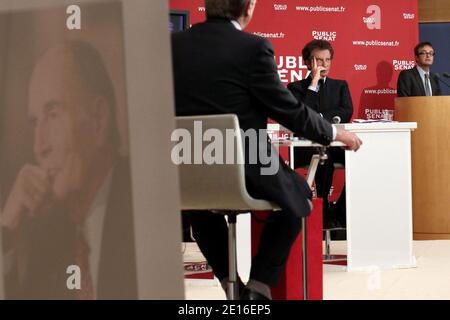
[1,165,51,230]
[310,56,327,85]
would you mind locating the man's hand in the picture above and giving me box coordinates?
[335,127,362,151]
[1,164,50,230]
[309,56,326,87]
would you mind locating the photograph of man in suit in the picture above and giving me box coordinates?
[172,0,362,300]
[1,41,136,299]
[288,40,353,229]
[397,41,442,97]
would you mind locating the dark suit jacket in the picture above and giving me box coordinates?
[4,158,137,299]
[397,67,441,97]
[287,76,349,197]
[287,77,353,123]
[171,18,333,218]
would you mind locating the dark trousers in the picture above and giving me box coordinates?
[186,209,302,286]
[294,147,346,222]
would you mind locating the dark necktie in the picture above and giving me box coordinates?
[424,73,431,96]
[318,79,327,113]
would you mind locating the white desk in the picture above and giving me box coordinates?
[339,122,417,270]
[268,122,417,271]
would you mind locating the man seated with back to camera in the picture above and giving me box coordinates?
[288,39,353,231]
[172,0,362,300]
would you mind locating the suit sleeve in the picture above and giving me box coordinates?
[397,70,410,97]
[321,80,353,123]
[248,39,333,145]
[287,82,321,114]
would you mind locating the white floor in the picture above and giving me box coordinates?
[184,240,450,300]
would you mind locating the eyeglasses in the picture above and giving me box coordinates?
[312,57,331,64]
[417,51,435,57]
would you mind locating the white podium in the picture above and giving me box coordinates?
[339,122,417,270]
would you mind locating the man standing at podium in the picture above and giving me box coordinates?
[397,41,441,97]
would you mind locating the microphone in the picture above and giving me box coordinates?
[332,116,341,124]
[435,73,450,88]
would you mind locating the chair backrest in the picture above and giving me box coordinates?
[175,114,278,211]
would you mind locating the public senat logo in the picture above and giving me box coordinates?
[274,4,288,11]
[393,59,415,71]
[354,64,368,71]
[276,55,308,84]
[312,30,337,41]
[403,13,415,20]
[363,5,381,30]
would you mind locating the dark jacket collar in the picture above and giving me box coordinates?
[206,17,232,24]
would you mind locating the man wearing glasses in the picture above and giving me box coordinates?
[397,41,442,97]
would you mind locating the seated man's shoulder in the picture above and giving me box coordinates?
[287,79,301,87]
[327,77,347,86]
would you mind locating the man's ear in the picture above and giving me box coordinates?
[91,96,111,148]
[245,0,256,18]
[237,0,256,29]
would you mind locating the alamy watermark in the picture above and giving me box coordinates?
[66,265,81,290]
[171,121,280,176]
[66,5,81,30]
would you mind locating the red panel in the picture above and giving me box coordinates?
[251,198,323,300]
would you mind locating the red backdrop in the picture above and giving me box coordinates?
[169,0,418,120]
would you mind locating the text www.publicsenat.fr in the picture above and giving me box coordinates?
[296,6,345,13]
[353,40,400,47]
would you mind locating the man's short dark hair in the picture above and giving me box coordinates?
[414,41,435,56]
[205,0,250,20]
[302,40,334,62]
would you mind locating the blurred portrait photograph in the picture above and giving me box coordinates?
[0,0,137,299]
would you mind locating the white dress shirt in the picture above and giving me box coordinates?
[416,65,433,96]
[231,20,242,30]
